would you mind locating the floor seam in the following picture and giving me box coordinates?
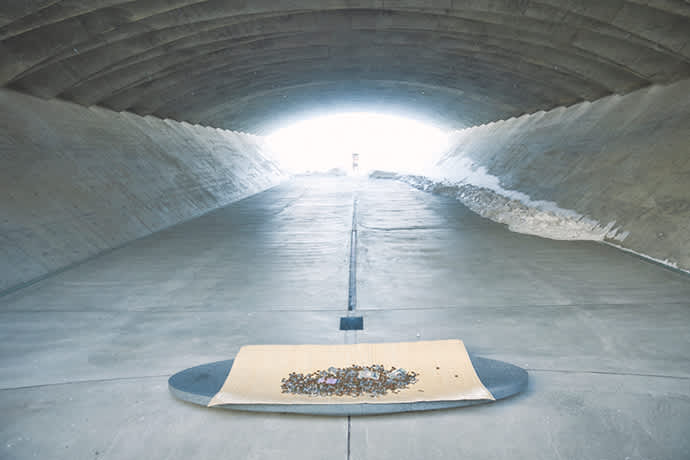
[3,300,688,313]
[346,191,357,459]
[353,301,690,311]
[0,374,172,391]
[0,308,350,314]
[348,194,358,311]
[526,368,690,380]
[347,416,352,460]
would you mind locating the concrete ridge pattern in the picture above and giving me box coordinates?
[1,1,689,132]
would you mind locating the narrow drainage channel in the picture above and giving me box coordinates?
[340,193,364,331]
[343,191,361,460]
[348,195,358,311]
[347,415,352,460]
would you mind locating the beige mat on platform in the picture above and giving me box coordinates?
[208,339,494,406]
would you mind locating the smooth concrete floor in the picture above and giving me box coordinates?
[1,176,689,459]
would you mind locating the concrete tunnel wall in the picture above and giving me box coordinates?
[395,79,690,273]
[1,78,689,293]
[0,88,284,293]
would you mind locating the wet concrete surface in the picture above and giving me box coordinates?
[1,176,689,459]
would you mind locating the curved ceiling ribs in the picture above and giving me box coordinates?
[1,1,689,132]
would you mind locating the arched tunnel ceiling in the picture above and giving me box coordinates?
[1,1,689,133]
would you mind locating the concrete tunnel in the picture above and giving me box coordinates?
[1,1,690,458]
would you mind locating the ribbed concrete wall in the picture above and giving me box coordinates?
[433,79,690,271]
[0,89,284,293]
[3,2,690,133]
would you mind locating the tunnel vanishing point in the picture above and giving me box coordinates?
[1,2,690,460]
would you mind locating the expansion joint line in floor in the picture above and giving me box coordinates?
[348,194,358,311]
[345,192,358,459]
[340,193,363,329]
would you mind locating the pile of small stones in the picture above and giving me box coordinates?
[280,364,419,397]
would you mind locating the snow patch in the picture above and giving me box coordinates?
[371,165,629,242]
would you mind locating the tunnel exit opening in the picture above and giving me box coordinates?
[266,112,450,175]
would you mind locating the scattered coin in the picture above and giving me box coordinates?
[281,364,419,397]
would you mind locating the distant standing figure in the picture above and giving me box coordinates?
[352,153,360,173]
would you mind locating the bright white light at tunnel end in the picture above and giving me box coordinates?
[265,112,451,176]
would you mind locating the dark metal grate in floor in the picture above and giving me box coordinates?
[340,316,364,330]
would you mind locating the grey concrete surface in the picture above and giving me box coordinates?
[0,178,350,387]
[350,373,690,460]
[1,2,690,132]
[355,178,690,459]
[2,176,689,459]
[426,78,690,271]
[1,379,347,460]
[357,179,690,309]
[0,88,284,292]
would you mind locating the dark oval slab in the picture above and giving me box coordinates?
[168,355,527,415]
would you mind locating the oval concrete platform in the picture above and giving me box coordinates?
[168,354,528,415]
